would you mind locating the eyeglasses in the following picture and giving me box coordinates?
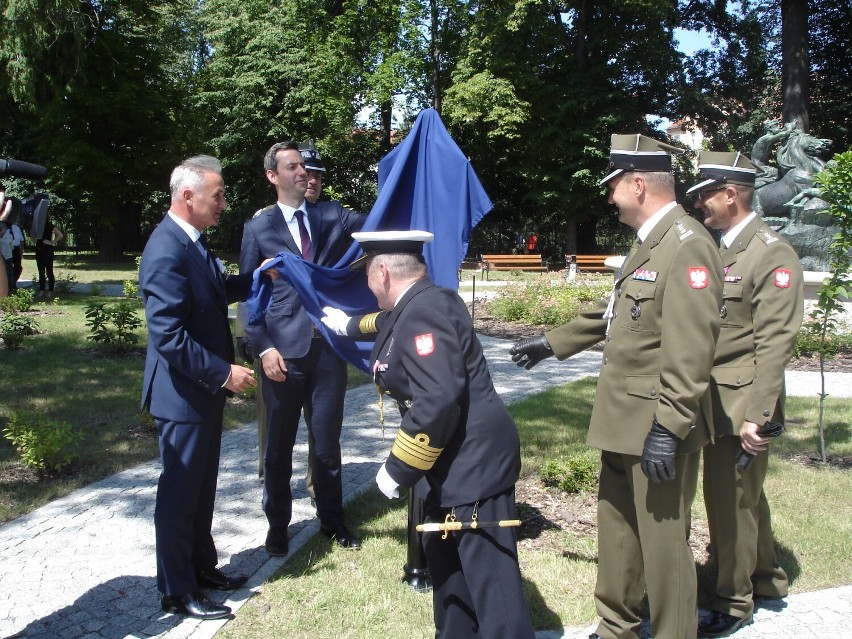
[696,186,727,200]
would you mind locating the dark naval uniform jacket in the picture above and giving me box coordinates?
[544,205,723,452]
[367,278,521,507]
[699,216,804,435]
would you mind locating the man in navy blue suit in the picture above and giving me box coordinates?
[141,155,276,620]
[238,141,366,556]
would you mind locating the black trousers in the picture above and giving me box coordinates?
[262,337,348,530]
[422,488,535,639]
[35,243,55,291]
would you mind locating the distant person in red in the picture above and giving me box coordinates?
[527,232,538,253]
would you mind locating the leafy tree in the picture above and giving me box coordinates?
[804,150,852,462]
[444,0,686,260]
[808,0,852,152]
[1,0,201,259]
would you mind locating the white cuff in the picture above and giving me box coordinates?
[376,463,400,499]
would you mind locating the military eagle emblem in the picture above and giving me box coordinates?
[774,268,791,288]
[688,267,709,289]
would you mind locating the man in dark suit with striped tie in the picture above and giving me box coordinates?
[141,155,277,619]
[238,141,366,556]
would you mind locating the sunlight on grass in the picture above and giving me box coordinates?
[217,379,852,637]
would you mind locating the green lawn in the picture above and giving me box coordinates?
[218,381,852,638]
[1,262,850,637]
[0,289,370,522]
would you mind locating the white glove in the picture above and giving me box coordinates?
[321,306,351,336]
[376,463,400,499]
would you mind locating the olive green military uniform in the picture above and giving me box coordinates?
[699,215,803,618]
[545,205,722,639]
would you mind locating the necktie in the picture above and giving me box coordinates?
[719,239,727,257]
[294,210,312,261]
[196,236,218,278]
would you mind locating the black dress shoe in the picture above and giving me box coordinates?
[698,610,753,637]
[265,526,289,556]
[320,524,362,550]
[161,591,231,620]
[196,566,248,591]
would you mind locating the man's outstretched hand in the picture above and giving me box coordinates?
[509,335,553,370]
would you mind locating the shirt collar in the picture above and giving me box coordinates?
[394,280,420,307]
[722,211,757,248]
[278,200,308,222]
[637,201,677,243]
[168,210,202,243]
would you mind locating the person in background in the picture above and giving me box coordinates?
[0,184,13,297]
[9,220,24,291]
[322,230,536,639]
[0,220,14,294]
[510,133,723,639]
[527,231,538,253]
[688,151,804,638]
[0,182,23,292]
[140,155,277,620]
[35,214,63,298]
[238,140,366,557]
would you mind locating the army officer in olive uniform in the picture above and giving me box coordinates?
[689,152,804,638]
[511,134,723,639]
[322,230,535,639]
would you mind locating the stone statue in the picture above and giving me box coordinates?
[751,120,835,271]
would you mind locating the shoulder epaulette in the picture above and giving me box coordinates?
[674,219,694,242]
[757,226,779,245]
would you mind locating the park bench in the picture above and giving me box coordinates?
[480,254,547,279]
[565,254,614,273]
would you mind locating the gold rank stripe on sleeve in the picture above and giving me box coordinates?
[391,430,443,470]
[358,312,381,335]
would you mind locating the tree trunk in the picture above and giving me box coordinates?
[430,0,442,112]
[97,226,125,262]
[781,0,810,132]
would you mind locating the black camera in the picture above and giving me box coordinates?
[0,158,49,239]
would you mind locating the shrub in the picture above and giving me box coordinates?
[490,276,611,327]
[124,256,141,298]
[0,311,40,349]
[2,411,83,474]
[541,453,599,494]
[0,288,35,313]
[85,300,144,352]
[54,272,77,293]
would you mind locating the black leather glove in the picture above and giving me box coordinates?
[509,335,553,370]
[236,336,255,363]
[640,419,679,484]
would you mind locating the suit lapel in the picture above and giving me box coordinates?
[266,205,301,256]
[306,202,323,261]
[162,215,226,302]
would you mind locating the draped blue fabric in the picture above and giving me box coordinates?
[245,108,493,371]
